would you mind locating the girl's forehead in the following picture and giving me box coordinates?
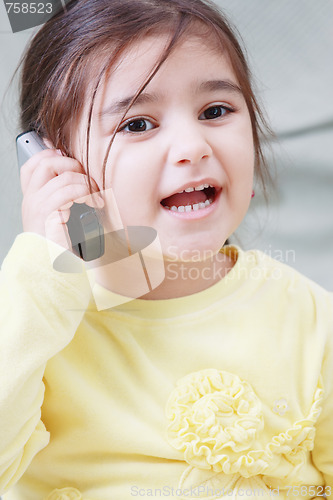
[122,33,226,68]
[100,33,235,94]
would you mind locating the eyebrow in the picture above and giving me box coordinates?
[198,79,243,96]
[99,79,243,119]
[99,92,159,119]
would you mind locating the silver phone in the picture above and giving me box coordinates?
[16,131,105,261]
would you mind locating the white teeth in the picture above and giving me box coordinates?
[195,184,205,191]
[165,199,213,213]
[177,184,213,194]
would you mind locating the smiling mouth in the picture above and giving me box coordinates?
[160,184,218,213]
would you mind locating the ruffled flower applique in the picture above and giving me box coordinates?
[166,368,324,494]
[166,369,264,474]
[45,487,83,500]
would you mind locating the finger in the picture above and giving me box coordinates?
[37,184,104,217]
[20,149,63,193]
[26,170,102,204]
[21,152,85,195]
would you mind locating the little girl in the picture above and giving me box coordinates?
[1,0,332,499]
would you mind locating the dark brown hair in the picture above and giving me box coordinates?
[19,0,273,193]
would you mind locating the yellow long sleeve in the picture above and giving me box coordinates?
[0,234,91,494]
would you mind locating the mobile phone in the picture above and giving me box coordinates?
[16,131,105,261]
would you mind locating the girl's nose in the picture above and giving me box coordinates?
[167,123,213,166]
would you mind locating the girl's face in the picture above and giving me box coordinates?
[75,34,254,261]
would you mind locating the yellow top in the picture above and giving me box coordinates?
[0,233,332,500]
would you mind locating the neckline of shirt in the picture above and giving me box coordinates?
[88,245,259,319]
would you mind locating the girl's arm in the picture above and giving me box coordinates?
[311,292,333,493]
[0,145,99,492]
[0,232,91,493]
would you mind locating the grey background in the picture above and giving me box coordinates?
[0,0,332,290]
[5,0,64,33]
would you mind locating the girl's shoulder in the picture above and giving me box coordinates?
[226,245,333,322]
[236,244,332,297]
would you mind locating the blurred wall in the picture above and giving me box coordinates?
[0,0,332,289]
[217,0,333,290]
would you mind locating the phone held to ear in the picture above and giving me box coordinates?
[16,131,105,262]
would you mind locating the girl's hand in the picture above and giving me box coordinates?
[20,149,104,251]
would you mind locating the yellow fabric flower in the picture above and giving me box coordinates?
[45,487,83,500]
[166,369,264,471]
[166,369,324,479]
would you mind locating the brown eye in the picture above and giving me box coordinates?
[199,105,233,121]
[128,119,147,131]
[121,118,155,133]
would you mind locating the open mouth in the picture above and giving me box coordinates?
[160,184,219,213]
